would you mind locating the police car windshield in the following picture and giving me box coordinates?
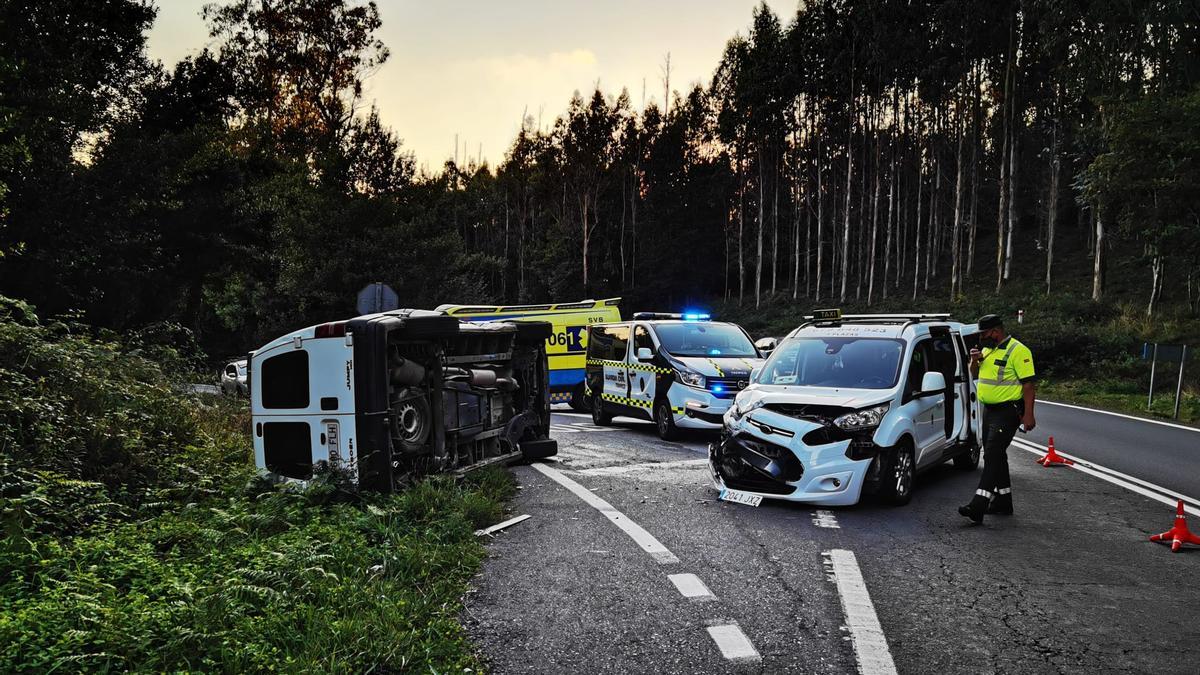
[759,337,905,389]
[653,323,757,358]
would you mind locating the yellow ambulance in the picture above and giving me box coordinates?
[436,298,622,410]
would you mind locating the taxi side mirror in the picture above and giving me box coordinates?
[754,337,777,356]
[919,371,946,396]
[636,347,654,361]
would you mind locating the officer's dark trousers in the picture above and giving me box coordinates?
[975,401,1022,504]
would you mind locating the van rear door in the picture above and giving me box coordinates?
[251,331,358,482]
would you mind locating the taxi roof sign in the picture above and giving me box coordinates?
[812,308,842,321]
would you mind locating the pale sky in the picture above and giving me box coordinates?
[147,0,794,172]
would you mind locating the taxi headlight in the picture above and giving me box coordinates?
[728,398,764,422]
[833,404,890,431]
[675,368,705,389]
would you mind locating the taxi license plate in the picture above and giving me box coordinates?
[719,488,762,507]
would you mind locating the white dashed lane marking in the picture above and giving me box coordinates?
[824,549,897,675]
[813,509,841,528]
[668,573,716,601]
[531,462,680,564]
[706,622,761,662]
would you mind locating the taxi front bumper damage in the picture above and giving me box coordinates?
[710,416,898,505]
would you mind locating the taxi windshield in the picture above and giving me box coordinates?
[758,337,905,389]
[653,323,757,358]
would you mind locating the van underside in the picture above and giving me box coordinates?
[258,310,557,491]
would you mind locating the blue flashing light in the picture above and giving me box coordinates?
[712,384,725,394]
[708,348,722,355]
[682,311,711,321]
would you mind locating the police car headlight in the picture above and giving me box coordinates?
[834,404,890,431]
[675,368,705,389]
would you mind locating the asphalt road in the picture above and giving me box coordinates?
[463,405,1200,674]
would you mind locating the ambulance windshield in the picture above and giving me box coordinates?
[654,323,757,358]
[759,337,905,389]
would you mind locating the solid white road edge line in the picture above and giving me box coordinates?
[813,510,841,529]
[824,549,898,675]
[1038,399,1199,434]
[705,623,761,662]
[668,573,716,600]
[1012,436,1200,508]
[530,462,681,564]
[1011,438,1200,516]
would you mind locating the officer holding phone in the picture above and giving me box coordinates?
[959,314,1037,524]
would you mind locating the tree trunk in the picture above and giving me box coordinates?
[950,80,966,299]
[1147,250,1164,317]
[840,99,855,303]
[816,131,824,302]
[1091,209,1105,300]
[913,138,923,301]
[967,61,981,278]
[738,155,745,303]
[1004,133,1018,281]
[1045,93,1059,293]
[867,116,882,305]
[772,146,780,297]
[756,148,765,308]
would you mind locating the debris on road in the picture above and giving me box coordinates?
[474,514,532,537]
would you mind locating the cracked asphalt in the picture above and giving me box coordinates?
[462,410,1200,674]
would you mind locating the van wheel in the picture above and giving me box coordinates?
[570,383,589,412]
[880,440,915,506]
[654,400,680,441]
[954,442,981,470]
[592,394,613,426]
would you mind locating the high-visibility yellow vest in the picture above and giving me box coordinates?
[977,337,1035,405]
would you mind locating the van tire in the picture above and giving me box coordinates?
[570,383,589,412]
[879,439,915,506]
[954,442,981,470]
[654,399,680,441]
[592,394,613,426]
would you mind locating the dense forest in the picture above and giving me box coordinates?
[1,0,1198,359]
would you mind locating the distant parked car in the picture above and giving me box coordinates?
[221,359,248,396]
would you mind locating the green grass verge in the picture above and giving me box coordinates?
[1040,379,1200,426]
[1,466,516,673]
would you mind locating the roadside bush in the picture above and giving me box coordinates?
[0,296,221,500]
[0,296,520,671]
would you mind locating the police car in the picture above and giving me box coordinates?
[585,313,766,440]
[711,310,981,507]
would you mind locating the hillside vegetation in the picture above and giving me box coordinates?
[0,298,513,672]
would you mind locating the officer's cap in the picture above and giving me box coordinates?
[977,314,1004,331]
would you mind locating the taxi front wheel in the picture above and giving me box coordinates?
[654,400,680,441]
[879,441,915,506]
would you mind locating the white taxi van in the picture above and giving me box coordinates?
[711,310,981,506]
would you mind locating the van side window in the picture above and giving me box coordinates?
[634,326,654,353]
[262,350,310,409]
[906,340,930,394]
[589,326,614,361]
[609,325,631,361]
[928,334,959,383]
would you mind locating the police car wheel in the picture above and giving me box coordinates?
[880,441,915,506]
[591,394,613,426]
[654,400,680,441]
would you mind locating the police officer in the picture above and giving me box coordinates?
[959,314,1037,524]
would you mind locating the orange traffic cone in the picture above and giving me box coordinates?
[1036,436,1074,467]
[1149,500,1200,552]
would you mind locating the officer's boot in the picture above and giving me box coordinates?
[987,489,1013,515]
[958,490,991,524]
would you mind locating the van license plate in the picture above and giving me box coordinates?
[719,488,762,507]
